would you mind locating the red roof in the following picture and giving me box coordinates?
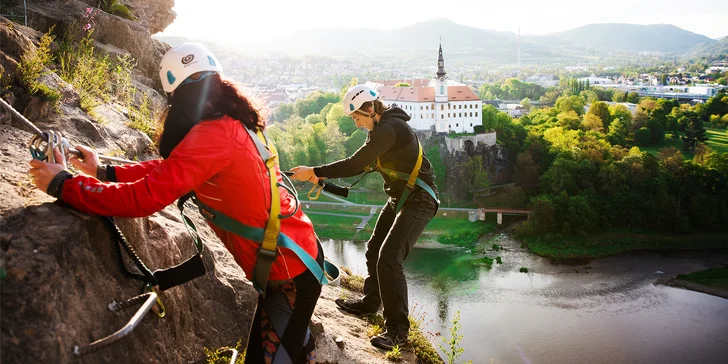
[374,79,430,87]
[376,85,479,103]
[447,86,479,101]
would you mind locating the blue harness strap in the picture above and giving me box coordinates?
[191,197,339,287]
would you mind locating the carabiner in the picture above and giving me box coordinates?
[143,282,166,318]
[308,183,324,201]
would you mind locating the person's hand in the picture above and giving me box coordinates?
[68,145,99,176]
[290,166,319,184]
[28,148,67,193]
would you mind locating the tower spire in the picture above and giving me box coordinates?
[437,37,446,79]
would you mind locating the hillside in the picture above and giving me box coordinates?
[550,23,716,53]
[689,35,728,57]
[229,19,717,62]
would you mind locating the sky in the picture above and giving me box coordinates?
[160,0,728,44]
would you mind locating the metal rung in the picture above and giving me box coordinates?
[73,292,157,356]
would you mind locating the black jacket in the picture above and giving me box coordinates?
[314,106,437,199]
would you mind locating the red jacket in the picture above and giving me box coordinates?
[61,116,317,281]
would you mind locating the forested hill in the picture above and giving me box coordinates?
[550,23,715,53]
[232,19,716,59]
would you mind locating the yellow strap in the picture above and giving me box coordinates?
[255,130,280,254]
[374,141,423,187]
[407,142,424,188]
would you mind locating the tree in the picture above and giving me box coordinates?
[647,120,665,144]
[557,111,581,130]
[681,115,708,151]
[463,155,489,199]
[607,118,628,145]
[635,127,651,146]
[394,82,411,87]
[609,104,633,127]
[627,92,640,104]
[717,77,727,85]
[580,90,599,105]
[582,113,604,133]
[612,91,627,102]
[520,97,532,110]
[555,95,586,116]
[326,104,356,136]
[484,90,495,100]
[587,101,612,131]
[344,129,367,155]
[539,90,561,105]
[273,103,295,122]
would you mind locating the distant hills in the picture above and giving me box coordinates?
[550,23,716,53]
[159,19,725,63]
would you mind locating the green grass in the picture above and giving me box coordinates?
[676,266,728,290]
[635,135,694,159]
[523,231,728,259]
[343,190,390,205]
[705,126,728,154]
[427,218,497,247]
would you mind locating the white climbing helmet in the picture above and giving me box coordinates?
[159,43,223,93]
[343,84,379,116]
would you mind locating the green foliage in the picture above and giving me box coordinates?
[408,307,442,364]
[425,144,446,192]
[439,310,465,364]
[462,155,489,199]
[204,339,245,364]
[394,82,411,87]
[612,90,627,102]
[647,120,665,144]
[127,93,156,140]
[478,78,546,101]
[18,28,60,104]
[341,269,365,293]
[627,92,640,104]
[98,0,135,20]
[385,345,403,362]
[57,29,135,112]
[676,267,728,289]
[495,256,503,264]
[555,95,586,116]
[635,127,651,145]
[519,267,529,273]
[588,101,611,130]
[367,324,384,338]
[294,91,340,119]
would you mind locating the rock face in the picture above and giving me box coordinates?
[0,124,257,364]
[1,7,425,363]
[19,0,170,83]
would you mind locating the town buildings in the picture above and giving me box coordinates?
[366,43,483,133]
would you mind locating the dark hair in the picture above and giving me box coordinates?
[158,73,265,158]
[360,99,388,116]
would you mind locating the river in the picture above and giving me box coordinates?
[320,234,728,364]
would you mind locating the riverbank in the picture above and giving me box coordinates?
[522,231,728,259]
[658,266,728,300]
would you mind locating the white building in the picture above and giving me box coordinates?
[367,43,483,133]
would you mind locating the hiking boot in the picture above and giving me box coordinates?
[334,298,377,315]
[370,331,407,351]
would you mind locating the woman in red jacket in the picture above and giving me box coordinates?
[29,43,320,364]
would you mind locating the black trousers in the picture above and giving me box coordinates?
[244,244,323,364]
[360,187,439,337]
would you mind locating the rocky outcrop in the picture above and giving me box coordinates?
[17,0,171,84]
[1,8,423,363]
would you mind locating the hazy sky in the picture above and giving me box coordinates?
[160,0,728,43]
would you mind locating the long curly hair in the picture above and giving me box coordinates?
[158,73,265,158]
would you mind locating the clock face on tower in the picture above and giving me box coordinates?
[438,61,443,67]
[439,77,445,82]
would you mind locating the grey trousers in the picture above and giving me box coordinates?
[360,187,439,337]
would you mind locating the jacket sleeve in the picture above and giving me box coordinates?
[60,122,232,217]
[112,160,163,182]
[314,123,395,178]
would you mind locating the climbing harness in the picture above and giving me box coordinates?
[5,95,335,356]
[322,138,439,213]
[181,127,340,296]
